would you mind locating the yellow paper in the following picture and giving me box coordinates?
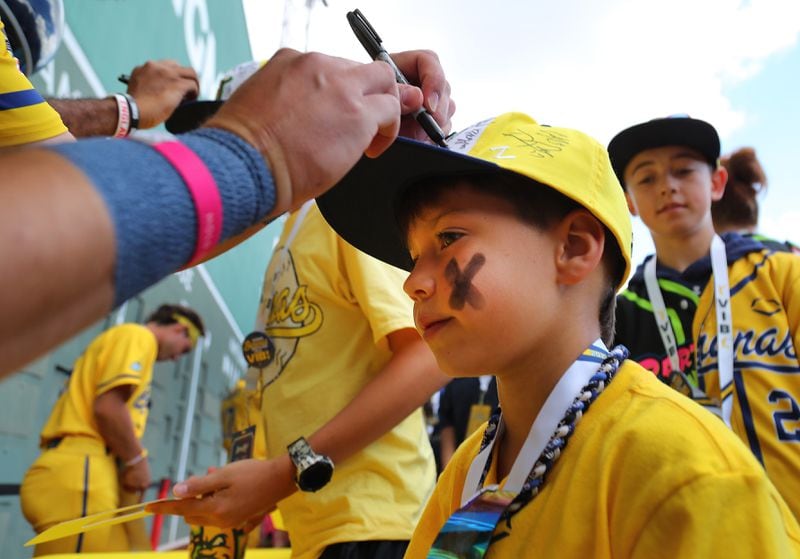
[24,498,172,547]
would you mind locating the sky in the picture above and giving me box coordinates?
[243,0,800,270]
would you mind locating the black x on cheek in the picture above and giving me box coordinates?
[444,254,486,310]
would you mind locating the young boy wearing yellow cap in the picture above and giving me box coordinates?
[608,116,800,520]
[316,113,800,557]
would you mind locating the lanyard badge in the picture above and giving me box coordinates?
[427,487,515,559]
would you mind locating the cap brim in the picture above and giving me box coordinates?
[317,138,501,271]
[165,100,224,134]
[608,118,720,185]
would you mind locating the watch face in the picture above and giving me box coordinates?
[298,459,334,492]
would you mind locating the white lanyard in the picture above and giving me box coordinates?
[644,255,681,374]
[477,375,492,405]
[460,340,608,506]
[282,200,314,252]
[709,235,734,427]
[644,235,733,427]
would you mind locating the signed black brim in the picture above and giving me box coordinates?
[165,100,224,134]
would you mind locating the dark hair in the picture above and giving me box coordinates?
[712,147,767,232]
[146,304,205,336]
[396,172,623,346]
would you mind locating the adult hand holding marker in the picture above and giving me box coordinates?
[347,9,450,148]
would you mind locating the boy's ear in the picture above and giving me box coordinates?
[625,191,639,217]
[710,165,728,202]
[555,210,605,286]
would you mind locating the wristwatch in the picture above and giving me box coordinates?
[287,437,334,492]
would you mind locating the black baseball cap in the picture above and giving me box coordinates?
[165,100,224,133]
[165,61,263,134]
[607,116,720,188]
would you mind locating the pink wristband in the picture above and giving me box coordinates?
[153,141,223,264]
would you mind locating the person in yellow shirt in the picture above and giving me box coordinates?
[19,303,204,556]
[314,112,800,557]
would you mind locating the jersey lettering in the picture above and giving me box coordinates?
[768,390,800,442]
[697,328,797,363]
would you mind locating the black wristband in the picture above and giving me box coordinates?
[123,93,139,132]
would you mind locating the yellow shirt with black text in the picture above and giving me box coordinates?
[252,203,435,559]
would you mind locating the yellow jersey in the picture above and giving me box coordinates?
[39,324,157,446]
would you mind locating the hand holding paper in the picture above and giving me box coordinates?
[147,457,295,529]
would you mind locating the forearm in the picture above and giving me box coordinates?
[309,333,448,464]
[47,98,119,137]
[0,149,115,373]
[0,129,276,376]
[95,396,143,462]
[224,335,447,509]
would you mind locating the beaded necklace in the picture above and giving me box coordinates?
[427,344,628,558]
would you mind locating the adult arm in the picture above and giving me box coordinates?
[47,59,199,136]
[148,327,449,528]
[194,49,455,263]
[0,48,410,377]
[94,385,151,492]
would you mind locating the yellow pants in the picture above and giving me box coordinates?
[20,436,130,555]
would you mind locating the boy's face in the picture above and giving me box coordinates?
[623,145,726,239]
[403,182,560,377]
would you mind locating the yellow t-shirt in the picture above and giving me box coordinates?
[405,361,800,558]
[220,379,266,460]
[252,203,435,559]
[39,324,157,446]
[0,20,67,147]
[693,249,800,519]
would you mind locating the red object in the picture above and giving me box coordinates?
[150,478,172,550]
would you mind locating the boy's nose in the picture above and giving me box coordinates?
[403,265,435,301]
[661,175,680,195]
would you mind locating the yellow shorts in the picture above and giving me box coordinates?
[20,436,130,555]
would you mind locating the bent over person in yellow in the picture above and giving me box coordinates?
[20,304,203,555]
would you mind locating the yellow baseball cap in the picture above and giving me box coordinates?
[317,112,632,289]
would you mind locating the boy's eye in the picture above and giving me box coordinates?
[437,231,463,249]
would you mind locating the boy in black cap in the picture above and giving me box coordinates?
[608,116,800,520]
